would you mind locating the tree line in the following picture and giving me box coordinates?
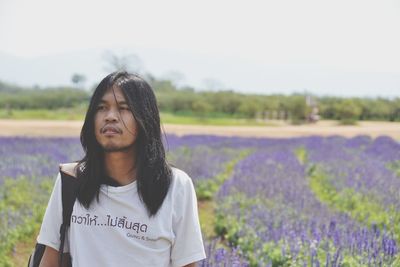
[0,81,89,110]
[1,79,399,123]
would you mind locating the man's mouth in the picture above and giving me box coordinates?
[102,126,121,134]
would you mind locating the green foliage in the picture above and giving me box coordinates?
[319,97,400,122]
[307,165,400,241]
[195,149,252,201]
[151,79,177,93]
[191,99,214,116]
[387,160,400,177]
[0,177,53,266]
[0,87,89,110]
[288,95,309,124]
[215,194,296,266]
[294,146,308,165]
[2,78,400,123]
[205,91,242,115]
[293,148,400,265]
[0,81,24,93]
[198,200,216,239]
[0,107,87,120]
[237,97,263,118]
[196,180,218,200]
[336,99,362,125]
[214,194,260,266]
[160,112,271,126]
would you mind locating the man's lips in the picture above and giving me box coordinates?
[101,125,121,134]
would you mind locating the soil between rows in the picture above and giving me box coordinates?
[0,119,399,140]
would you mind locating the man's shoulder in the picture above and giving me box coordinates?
[171,166,189,178]
[170,167,193,187]
[59,162,79,177]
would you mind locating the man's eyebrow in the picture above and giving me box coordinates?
[98,100,129,105]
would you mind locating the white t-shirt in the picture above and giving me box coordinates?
[37,167,206,267]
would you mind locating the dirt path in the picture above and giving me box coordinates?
[0,119,399,140]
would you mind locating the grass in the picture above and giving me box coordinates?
[197,149,253,239]
[387,160,400,177]
[198,200,216,239]
[9,230,38,267]
[0,108,86,120]
[1,177,52,267]
[160,112,278,126]
[0,108,280,126]
[195,149,253,200]
[294,147,400,242]
[307,165,400,239]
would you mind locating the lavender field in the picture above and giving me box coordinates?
[0,135,399,266]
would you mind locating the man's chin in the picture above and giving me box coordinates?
[101,143,134,153]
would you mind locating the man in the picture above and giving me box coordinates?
[38,71,206,267]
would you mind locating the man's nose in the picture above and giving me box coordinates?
[105,108,119,122]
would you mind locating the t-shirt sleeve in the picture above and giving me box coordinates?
[171,173,206,267]
[37,173,70,252]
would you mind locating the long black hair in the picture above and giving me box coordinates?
[77,71,172,217]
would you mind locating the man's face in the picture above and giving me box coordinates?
[94,86,138,153]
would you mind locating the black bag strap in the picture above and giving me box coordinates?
[58,167,79,267]
[60,170,79,226]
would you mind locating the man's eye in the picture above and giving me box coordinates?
[120,106,130,110]
[97,106,106,110]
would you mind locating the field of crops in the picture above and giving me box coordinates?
[0,135,399,266]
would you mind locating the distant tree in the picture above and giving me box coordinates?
[162,71,185,88]
[288,95,309,124]
[180,86,195,93]
[102,50,143,73]
[389,98,400,121]
[369,98,392,120]
[202,78,224,91]
[238,99,262,118]
[71,73,87,88]
[207,91,241,114]
[168,92,196,112]
[5,103,12,117]
[1,78,399,123]
[0,80,23,92]
[336,99,362,125]
[319,97,338,119]
[152,80,176,93]
[191,99,213,117]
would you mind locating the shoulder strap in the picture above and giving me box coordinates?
[58,169,79,267]
[60,170,79,226]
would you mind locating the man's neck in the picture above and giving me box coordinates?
[103,151,137,186]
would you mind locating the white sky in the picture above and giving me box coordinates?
[1,0,400,97]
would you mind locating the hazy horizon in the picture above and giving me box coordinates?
[1,0,399,98]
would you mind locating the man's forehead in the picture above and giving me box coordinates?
[100,87,128,103]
